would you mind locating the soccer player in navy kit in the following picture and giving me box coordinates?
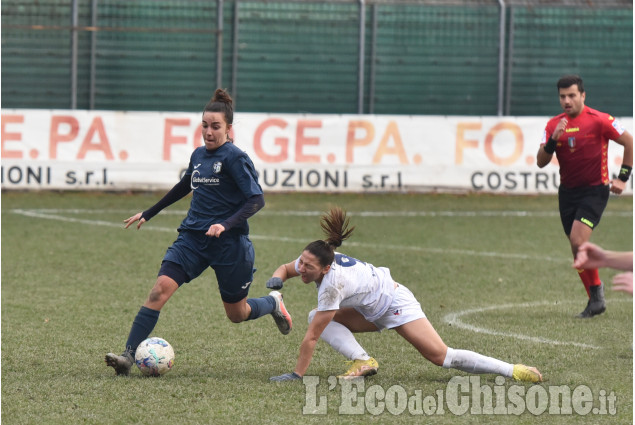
[537,75,633,318]
[105,89,292,376]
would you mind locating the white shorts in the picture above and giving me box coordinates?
[368,284,426,331]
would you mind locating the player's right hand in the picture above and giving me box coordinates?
[266,277,283,290]
[124,212,146,230]
[552,117,568,140]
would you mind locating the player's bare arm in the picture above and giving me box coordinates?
[266,261,299,290]
[294,310,336,376]
[610,131,633,194]
[273,262,298,281]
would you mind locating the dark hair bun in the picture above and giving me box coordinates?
[212,88,233,105]
[204,88,234,125]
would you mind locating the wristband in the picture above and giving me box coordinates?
[543,137,557,155]
[618,164,632,182]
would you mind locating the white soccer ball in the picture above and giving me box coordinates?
[135,337,175,376]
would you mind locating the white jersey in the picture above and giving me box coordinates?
[295,252,396,322]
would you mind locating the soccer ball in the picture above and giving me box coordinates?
[135,337,175,376]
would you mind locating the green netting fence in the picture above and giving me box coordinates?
[1,0,632,116]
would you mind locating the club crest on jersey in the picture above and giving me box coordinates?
[213,161,222,174]
[567,137,576,150]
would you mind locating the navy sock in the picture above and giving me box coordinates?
[246,296,276,321]
[125,306,160,353]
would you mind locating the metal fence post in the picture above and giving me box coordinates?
[497,0,506,116]
[232,1,239,101]
[90,0,98,110]
[357,0,366,114]
[216,0,224,90]
[71,0,78,109]
[368,4,377,114]
[504,5,515,116]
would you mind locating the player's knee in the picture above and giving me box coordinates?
[225,303,249,323]
[148,279,174,304]
[308,308,317,324]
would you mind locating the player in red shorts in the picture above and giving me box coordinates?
[537,75,633,318]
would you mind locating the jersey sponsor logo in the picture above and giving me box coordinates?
[580,217,594,228]
[213,161,222,174]
[565,127,579,133]
[191,169,220,189]
[392,309,402,316]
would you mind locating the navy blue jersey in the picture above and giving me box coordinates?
[179,143,262,233]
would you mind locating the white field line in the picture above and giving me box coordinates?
[11,209,178,232]
[9,208,631,262]
[442,299,631,350]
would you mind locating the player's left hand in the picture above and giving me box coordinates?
[206,223,226,238]
[610,178,626,194]
[270,372,302,382]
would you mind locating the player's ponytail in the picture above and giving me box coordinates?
[321,207,355,249]
[304,207,355,267]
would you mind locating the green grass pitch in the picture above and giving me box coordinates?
[1,191,632,424]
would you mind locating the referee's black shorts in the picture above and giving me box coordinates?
[558,184,610,236]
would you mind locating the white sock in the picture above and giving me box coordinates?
[308,309,370,361]
[442,347,513,377]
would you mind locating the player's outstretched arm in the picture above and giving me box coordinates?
[574,242,633,271]
[293,310,336,377]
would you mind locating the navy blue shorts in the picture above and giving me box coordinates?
[558,184,609,236]
[159,230,255,304]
